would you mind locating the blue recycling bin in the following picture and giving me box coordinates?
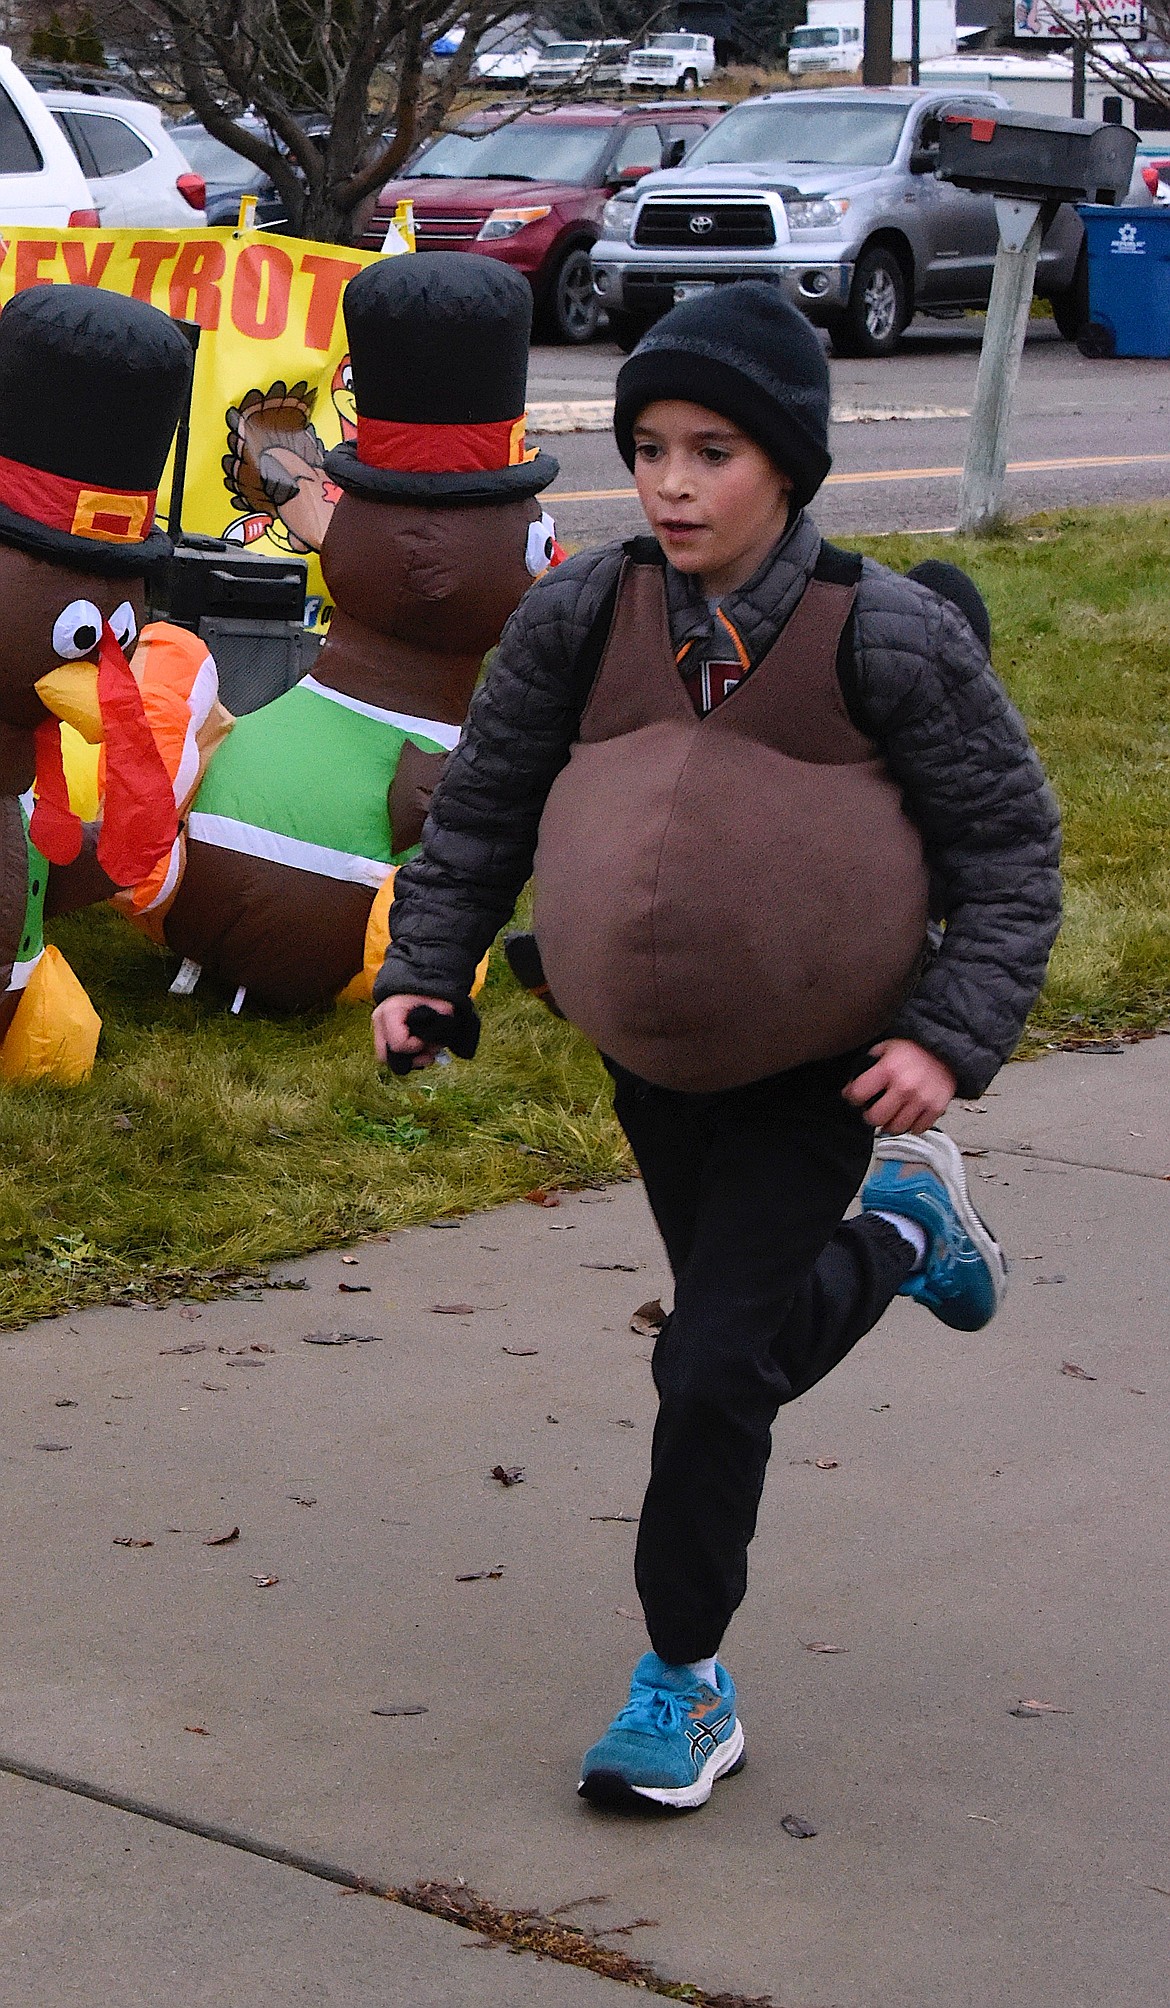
[1076,204,1170,358]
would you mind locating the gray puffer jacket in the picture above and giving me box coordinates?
[374,512,1061,1097]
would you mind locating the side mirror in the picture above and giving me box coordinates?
[661,137,687,169]
[613,161,653,184]
[908,147,938,176]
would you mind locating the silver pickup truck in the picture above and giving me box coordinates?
[590,86,1088,356]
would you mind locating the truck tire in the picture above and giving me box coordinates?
[606,308,655,352]
[1049,246,1089,343]
[828,245,910,358]
[678,68,699,91]
[540,245,601,344]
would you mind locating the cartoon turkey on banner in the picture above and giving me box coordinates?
[0,283,217,1083]
[127,251,562,1013]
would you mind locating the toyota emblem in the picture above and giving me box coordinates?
[688,212,715,235]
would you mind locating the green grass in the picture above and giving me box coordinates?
[4,502,1168,1325]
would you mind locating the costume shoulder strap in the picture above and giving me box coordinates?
[568,542,660,714]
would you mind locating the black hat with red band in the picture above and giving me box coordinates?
[0,284,192,575]
[325,252,558,505]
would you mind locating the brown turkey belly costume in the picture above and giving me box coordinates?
[0,283,203,1082]
[138,253,560,1013]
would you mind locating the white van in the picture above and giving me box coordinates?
[0,47,94,223]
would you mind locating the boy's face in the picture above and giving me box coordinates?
[632,400,793,598]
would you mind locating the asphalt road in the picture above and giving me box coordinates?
[528,318,1170,546]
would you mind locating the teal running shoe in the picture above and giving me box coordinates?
[578,1654,744,1811]
[862,1127,1006,1332]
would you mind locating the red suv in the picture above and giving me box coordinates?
[355,102,723,342]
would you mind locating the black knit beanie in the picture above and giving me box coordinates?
[613,283,831,508]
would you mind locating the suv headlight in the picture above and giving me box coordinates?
[476,205,551,241]
[783,196,850,232]
[600,194,636,242]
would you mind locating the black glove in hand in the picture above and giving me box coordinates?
[384,996,481,1076]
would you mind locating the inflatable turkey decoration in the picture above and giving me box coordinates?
[149,251,562,1012]
[0,284,199,1081]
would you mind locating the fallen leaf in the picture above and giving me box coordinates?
[502,1346,539,1356]
[160,1340,206,1356]
[34,1442,70,1452]
[581,1262,640,1272]
[339,1282,372,1293]
[456,1567,505,1581]
[288,1494,316,1507]
[1061,1361,1097,1381]
[490,1464,525,1487]
[1033,1275,1066,1286]
[960,1147,988,1159]
[184,1725,210,1735]
[803,1640,848,1654]
[780,1814,818,1839]
[179,1307,202,1322]
[201,1382,228,1391]
[341,1256,360,1265]
[590,1513,638,1524]
[371,1704,428,1717]
[1009,1699,1072,1718]
[112,1536,153,1549]
[547,1414,559,1424]
[630,1298,667,1338]
[814,1457,839,1471]
[524,1187,561,1207]
[203,1526,240,1546]
[252,1574,279,1588]
[302,1331,382,1346]
[112,1111,134,1132]
[1058,1038,1125,1054]
[250,1342,275,1355]
[430,1303,474,1317]
[615,1418,636,1429]
[55,1397,77,1408]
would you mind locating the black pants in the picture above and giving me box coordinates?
[609,1052,916,1666]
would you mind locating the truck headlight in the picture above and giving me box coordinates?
[476,205,552,241]
[600,195,636,242]
[784,196,850,232]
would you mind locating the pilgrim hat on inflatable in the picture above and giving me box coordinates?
[325,252,558,504]
[0,283,192,574]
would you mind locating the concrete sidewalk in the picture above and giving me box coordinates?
[1,1040,1167,2006]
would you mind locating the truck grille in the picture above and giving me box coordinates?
[633,54,674,66]
[634,200,775,249]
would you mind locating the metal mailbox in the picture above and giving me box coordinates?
[938,108,1137,206]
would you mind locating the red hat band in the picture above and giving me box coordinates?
[355,412,536,476]
[0,451,156,545]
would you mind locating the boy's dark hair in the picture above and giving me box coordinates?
[613,283,832,508]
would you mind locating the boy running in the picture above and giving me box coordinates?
[371,285,1061,1813]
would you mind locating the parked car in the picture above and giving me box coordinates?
[590,86,1091,355]
[0,47,95,224]
[168,114,334,229]
[623,34,717,93]
[470,37,555,85]
[44,91,205,225]
[356,101,722,341]
[529,40,630,90]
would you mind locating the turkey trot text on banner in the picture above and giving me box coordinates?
[0,227,393,628]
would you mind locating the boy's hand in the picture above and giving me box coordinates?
[842,1039,957,1135]
[372,995,454,1072]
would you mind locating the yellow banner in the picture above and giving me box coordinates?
[0,226,399,627]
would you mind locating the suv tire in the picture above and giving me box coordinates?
[678,69,699,91]
[829,245,910,358]
[606,308,655,352]
[541,245,600,343]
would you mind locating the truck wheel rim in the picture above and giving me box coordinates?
[864,266,898,341]
[560,253,597,335]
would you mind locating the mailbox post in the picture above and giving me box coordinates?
[938,109,1137,534]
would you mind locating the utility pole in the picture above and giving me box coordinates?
[1071,42,1086,117]
[911,0,921,85]
[863,0,894,87]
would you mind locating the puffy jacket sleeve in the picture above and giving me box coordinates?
[855,569,1062,1096]
[372,545,623,1006]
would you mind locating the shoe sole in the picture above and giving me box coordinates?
[578,1721,745,1813]
[874,1128,1007,1312]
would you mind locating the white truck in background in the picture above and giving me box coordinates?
[787,0,957,75]
[623,33,717,91]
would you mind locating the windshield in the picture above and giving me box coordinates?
[168,125,269,188]
[412,121,609,183]
[791,26,841,44]
[684,99,909,168]
[542,42,590,59]
[649,34,693,47]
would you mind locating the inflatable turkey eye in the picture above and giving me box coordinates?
[525,512,557,577]
[109,601,137,651]
[52,599,104,660]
